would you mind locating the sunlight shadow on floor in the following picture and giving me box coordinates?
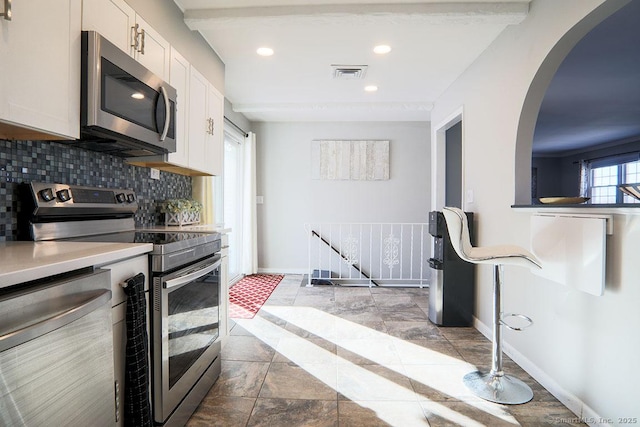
[236,306,520,426]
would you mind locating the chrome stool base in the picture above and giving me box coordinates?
[463,371,533,405]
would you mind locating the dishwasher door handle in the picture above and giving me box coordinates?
[0,289,112,352]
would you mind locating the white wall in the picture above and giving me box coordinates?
[431,0,638,423]
[254,121,430,273]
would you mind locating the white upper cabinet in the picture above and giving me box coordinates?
[132,15,170,81]
[0,0,81,140]
[81,0,134,54]
[188,67,210,174]
[188,67,223,176]
[82,0,170,80]
[168,47,189,168]
[206,84,224,177]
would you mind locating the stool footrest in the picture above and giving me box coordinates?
[500,313,533,331]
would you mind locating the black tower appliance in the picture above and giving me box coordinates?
[428,210,476,326]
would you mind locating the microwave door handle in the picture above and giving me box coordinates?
[164,259,221,289]
[159,86,170,141]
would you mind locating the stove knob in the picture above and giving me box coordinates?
[39,188,55,202]
[56,189,71,202]
[116,193,127,203]
[126,193,136,203]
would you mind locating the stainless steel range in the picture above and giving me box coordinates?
[22,182,223,427]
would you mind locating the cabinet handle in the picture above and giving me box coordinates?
[1,0,12,21]
[114,380,120,422]
[131,24,145,54]
[0,289,111,352]
[139,28,145,54]
[131,23,139,51]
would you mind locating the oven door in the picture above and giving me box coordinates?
[152,255,222,424]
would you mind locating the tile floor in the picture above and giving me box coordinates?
[187,275,586,427]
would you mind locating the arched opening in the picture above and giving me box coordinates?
[515,0,635,205]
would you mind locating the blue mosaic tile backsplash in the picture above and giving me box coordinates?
[0,139,192,241]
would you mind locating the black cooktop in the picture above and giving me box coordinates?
[134,231,214,245]
[65,230,221,255]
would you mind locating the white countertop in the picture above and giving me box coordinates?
[0,241,153,289]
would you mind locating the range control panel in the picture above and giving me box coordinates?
[30,182,139,215]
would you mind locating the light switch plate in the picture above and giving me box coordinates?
[465,189,474,203]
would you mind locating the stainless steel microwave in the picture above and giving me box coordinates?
[76,31,176,157]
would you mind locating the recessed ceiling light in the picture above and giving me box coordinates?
[256,47,274,57]
[373,45,391,54]
[364,85,378,92]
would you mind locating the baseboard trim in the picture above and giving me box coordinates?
[473,317,610,427]
[258,267,308,275]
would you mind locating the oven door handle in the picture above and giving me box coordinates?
[164,259,221,289]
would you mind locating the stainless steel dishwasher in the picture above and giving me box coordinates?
[0,268,116,427]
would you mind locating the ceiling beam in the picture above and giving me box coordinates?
[184,2,529,30]
[233,101,433,113]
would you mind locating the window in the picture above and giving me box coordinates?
[584,154,640,204]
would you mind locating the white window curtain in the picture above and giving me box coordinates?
[242,131,258,275]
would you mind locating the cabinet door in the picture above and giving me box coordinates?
[112,310,126,427]
[206,85,225,176]
[82,2,169,80]
[134,15,170,80]
[82,0,135,55]
[168,47,189,168]
[100,255,149,427]
[0,0,81,139]
[188,67,209,174]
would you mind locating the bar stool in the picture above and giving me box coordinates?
[441,207,542,405]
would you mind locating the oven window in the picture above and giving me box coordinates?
[167,268,220,388]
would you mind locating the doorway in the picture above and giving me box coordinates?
[223,129,245,284]
[445,121,463,208]
[431,108,464,211]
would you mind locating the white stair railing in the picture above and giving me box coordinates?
[304,223,430,287]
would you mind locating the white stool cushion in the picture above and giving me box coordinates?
[442,207,541,269]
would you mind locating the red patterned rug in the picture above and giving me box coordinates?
[229,274,284,319]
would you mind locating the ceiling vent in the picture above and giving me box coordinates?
[331,64,368,80]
